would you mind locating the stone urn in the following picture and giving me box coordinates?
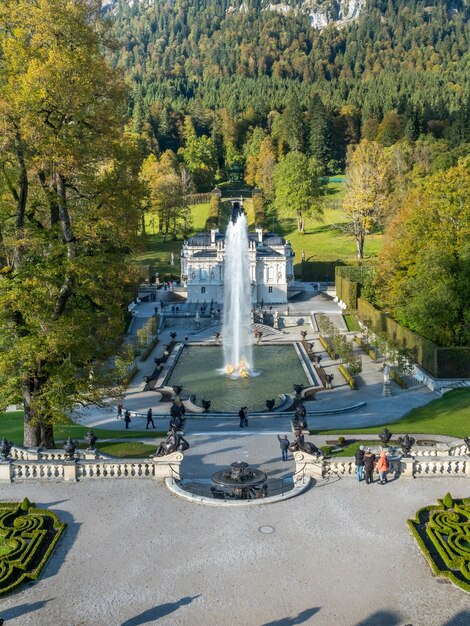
[398,434,415,457]
[201,399,211,413]
[0,438,12,461]
[63,437,77,460]
[85,430,97,450]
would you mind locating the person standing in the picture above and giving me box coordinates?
[124,410,131,430]
[243,407,248,427]
[238,407,245,428]
[146,408,155,430]
[117,403,123,419]
[377,450,390,484]
[277,434,290,461]
[355,445,365,482]
[363,448,376,484]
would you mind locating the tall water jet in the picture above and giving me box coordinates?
[223,210,253,378]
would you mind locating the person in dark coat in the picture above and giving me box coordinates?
[355,445,365,482]
[117,403,123,419]
[277,434,290,461]
[124,410,131,429]
[146,408,155,429]
[363,448,376,484]
[239,407,245,428]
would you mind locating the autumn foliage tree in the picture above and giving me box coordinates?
[0,0,144,447]
[374,158,470,346]
[343,140,389,259]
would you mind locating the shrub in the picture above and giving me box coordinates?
[338,436,346,446]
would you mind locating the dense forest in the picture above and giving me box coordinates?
[106,0,470,168]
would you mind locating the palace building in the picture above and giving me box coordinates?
[180,204,295,305]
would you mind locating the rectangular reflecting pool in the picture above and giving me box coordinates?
[167,344,310,412]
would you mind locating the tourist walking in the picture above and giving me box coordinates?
[355,445,365,481]
[117,403,123,419]
[363,448,376,484]
[277,434,290,461]
[124,410,131,429]
[238,406,248,428]
[146,408,155,430]
[377,450,390,484]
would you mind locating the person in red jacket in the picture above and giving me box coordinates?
[377,450,390,484]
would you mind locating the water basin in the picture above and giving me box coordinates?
[167,344,311,412]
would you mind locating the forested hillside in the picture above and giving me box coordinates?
[106,0,470,163]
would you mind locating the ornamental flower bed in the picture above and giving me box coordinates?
[408,493,470,593]
[0,498,66,595]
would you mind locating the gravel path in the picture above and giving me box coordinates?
[0,477,469,626]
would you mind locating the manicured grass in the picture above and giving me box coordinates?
[0,411,167,446]
[134,203,211,277]
[90,441,158,458]
[343,313,361,332]
[323,440,401,457]
[312,389,470,439]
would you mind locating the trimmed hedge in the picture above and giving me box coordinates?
[319,336,337,360]
[353,335,378,361]
[408,494,470,593]
[338,364,357,389]
[140,336,159,362]
[205,194,220,230]
[358,298,470,378]
[0,498,66,596]
[390,368,407,389]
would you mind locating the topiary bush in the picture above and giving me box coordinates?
[408,494,470,593]
[0,499,66,596]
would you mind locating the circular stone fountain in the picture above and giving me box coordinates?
[211,462,267,499]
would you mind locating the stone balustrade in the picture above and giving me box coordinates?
[295,453,470,481]
[0,451,183,483]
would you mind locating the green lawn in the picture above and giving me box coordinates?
[135,203,211,278]
[312,389,470,439]
[81,441,159,458]
[0,411,166,446]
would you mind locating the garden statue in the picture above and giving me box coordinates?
[201,399,211,413]
[85,430,97,450]
[383,364,392,397]
[300,330,308,340]
[169,402,186,431]
[0,438,12,461]
[156,427,190,457]
[172,385,183,396]
[170,332,177,341]
[398,434,415,457]
[63,437,77,459]
[293,384,304,398]
[379,428,392,447]
[288,430,322,457]
[292,404,308,430]
[266,399,275,411]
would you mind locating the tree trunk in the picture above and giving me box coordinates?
[23,378,55,448]
[12,127,28,270]
[141,211,146,236]
[356,234,364,259]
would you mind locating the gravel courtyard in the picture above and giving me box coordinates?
[0,477,469,626]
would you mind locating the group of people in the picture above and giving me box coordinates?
[355,446,389,484]
[238,406,248,428]
[117,403,156,430]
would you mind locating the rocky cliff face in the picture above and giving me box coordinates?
[103,0,367,29]
[265,1,367,29]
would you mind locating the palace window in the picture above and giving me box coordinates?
[268,287,273,293]
[201,287,206,294]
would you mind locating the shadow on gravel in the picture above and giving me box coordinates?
[40,506,80,580]
[120,595,201,626]
[354,610,401,625]
[261,607,321,625]
[1,600,54,621]
[443,612,470,626]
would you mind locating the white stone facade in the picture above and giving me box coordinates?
[180,227,295,305]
